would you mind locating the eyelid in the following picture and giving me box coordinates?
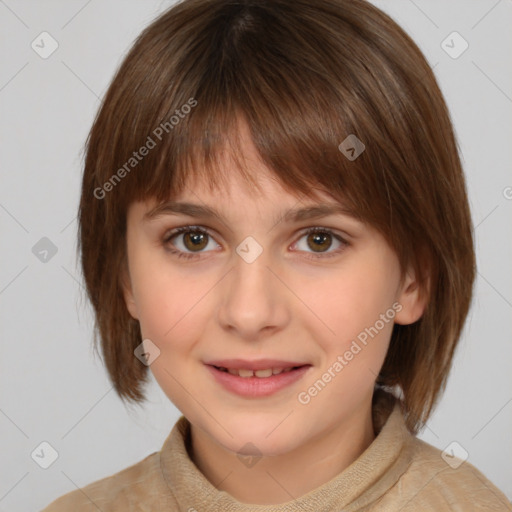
[162,225,350,259]
[162,225,216,243]
[291,226,349,259]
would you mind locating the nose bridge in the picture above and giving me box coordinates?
[217,238,288,337]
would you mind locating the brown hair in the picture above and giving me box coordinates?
[78,0,475,434]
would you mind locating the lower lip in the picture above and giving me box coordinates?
[205,364,311,398]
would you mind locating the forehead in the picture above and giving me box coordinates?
[134,180,360,239]
[143,121,346,214]
[174,164,324,205]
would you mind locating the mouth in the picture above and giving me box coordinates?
[204,360,312,397]
[212,365,305,378]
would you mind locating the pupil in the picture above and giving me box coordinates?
[185,231,207,250]
[309,232,331,252]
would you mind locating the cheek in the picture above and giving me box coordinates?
[129,260,213,408]
[134,275,178,340]
[301,271,396,409]
[295,257,398,368]
[303,266,397,332]
[130,255,218,348]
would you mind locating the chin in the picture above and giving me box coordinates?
[218,413,305,456]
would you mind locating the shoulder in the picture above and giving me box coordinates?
[40,450,172,511]
[387,436,512,511]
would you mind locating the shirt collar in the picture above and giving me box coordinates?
[160,391,413,511]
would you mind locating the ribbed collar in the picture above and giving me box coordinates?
[160,393,413,511]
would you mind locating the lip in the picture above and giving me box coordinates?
[205,363,312,398]
[204,358,309,371]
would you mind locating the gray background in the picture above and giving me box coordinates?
[0,0,511,510]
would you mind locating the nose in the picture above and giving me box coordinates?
[216,248,290,341]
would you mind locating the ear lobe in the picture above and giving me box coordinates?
[394,269,429,326]
[120,262,139,320]
[123,287,139,320]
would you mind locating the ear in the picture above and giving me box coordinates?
[394,267,429,325]
[120,257,139,320]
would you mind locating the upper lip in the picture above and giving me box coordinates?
[205,359,311,371]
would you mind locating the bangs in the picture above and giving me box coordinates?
[96,0,415,232]
[117,62,365,217]
[132,99,361,213]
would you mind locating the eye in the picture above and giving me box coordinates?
[163,226,219,260]
[162,226,349,261]
[292,227,348,259]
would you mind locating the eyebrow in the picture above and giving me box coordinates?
[143,201,358,225]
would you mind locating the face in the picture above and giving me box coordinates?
[122,130,425,458]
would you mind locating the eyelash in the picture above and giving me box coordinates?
[162,226,349,261]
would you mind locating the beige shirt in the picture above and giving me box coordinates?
[41,393,511,511]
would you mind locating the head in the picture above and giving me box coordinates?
[78,0,475,448]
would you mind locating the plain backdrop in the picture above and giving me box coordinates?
[0,1,511,510]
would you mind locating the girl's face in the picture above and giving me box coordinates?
[122,127,425,459]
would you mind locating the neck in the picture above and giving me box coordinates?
[188,400,376,505]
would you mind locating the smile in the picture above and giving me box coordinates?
[205,363,312,397]
[214,366,301,377]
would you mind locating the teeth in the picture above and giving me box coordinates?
[219,366,298,378]
[238,369,255,378]
[254,369,273,378]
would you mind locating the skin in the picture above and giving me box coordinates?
[122,124,427,505]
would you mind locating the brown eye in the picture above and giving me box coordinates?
[163,225,348,261]
[306,231,333,252]
[182,230,208,251]
[294,227,348,259]
[164,226,218,258]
